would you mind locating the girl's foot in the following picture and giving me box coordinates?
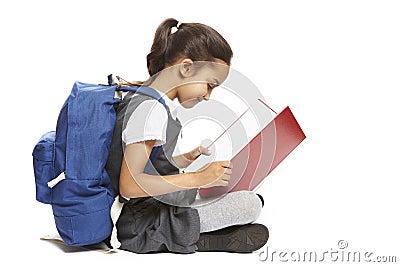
[196,223,269,253]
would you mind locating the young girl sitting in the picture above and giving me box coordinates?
[105,18,268,254]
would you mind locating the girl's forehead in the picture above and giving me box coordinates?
[208,61,230,83]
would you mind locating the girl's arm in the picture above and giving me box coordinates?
[119,140,230,199]
[172,146,211,169]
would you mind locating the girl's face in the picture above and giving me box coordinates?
[175,59,230,108]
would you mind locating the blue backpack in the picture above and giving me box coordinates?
[32,79,169,246]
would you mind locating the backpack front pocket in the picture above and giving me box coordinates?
[32,131,58,204]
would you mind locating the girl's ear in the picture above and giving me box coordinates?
[179,58,194,78]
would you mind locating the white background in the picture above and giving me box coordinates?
[1,0,399,266]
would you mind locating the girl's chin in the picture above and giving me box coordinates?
[181,99,201,109]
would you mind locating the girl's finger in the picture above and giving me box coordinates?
[200,146,212,156]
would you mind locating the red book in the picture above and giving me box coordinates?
[198,106,306,198]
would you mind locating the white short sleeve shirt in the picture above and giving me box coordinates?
[122,91,178,146]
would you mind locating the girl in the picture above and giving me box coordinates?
[105,18,268,254]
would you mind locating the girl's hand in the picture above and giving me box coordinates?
[190,145,211,161]
[197,160,232,188]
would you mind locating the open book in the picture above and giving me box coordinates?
[195,101,306,198]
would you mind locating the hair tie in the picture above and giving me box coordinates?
[171,22,180,34]
[171,22,182,34]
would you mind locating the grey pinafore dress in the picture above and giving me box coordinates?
[105,92,200,254]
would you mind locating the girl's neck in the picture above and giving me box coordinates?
[145,68,178,101]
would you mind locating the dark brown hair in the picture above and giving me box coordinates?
[147,18,233,76]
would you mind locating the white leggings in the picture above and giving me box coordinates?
[192,190,263,233]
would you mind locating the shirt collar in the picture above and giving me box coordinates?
[156,89,178,120]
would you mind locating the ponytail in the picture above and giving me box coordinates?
[147,18,179,76]
[146,18,233,76]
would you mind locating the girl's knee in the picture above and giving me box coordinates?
[228,190,263,222]
[246,192,263,221]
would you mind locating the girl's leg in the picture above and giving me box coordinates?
[193,190,263,233]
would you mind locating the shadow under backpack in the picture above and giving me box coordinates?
[32,80,170,246]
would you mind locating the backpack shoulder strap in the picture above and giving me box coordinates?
[107,74,170,114]
[118,86,171,115]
